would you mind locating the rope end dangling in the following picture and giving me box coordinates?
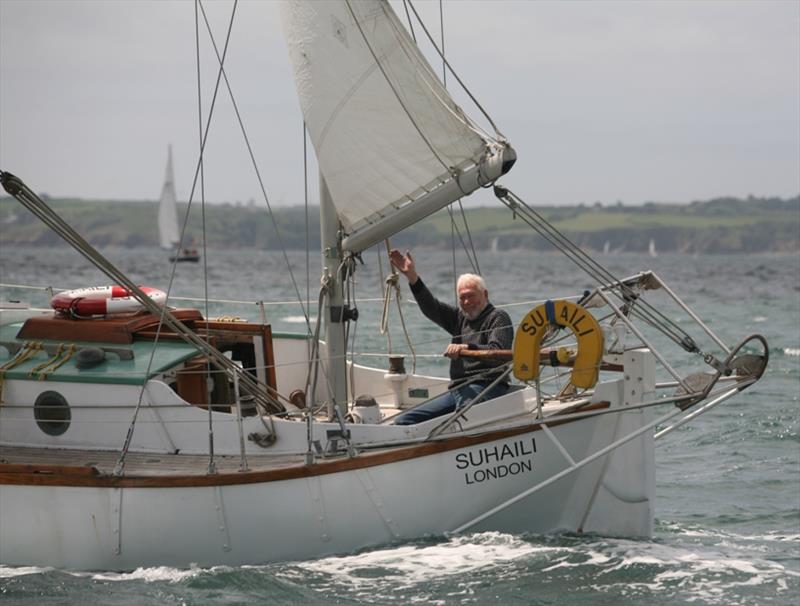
[494,184,517,219]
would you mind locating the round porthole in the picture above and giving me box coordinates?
[34,391,71,436]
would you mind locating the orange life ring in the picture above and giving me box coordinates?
[50,285,167,316]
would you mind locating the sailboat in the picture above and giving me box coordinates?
[158,144,199,263]
[0,0,767,571]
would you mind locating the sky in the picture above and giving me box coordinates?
[1,0,798,208]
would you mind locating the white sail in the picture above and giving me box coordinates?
[157,144,180,249]
[281,0,514,252]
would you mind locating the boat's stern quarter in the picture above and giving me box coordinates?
[0,310,281,449]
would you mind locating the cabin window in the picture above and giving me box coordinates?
[34,390,71,436]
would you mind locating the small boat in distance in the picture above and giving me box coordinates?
[157,145,199,263]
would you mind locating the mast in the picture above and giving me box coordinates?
[319,175,349,419]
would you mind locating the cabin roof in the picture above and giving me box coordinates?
[0,318,200,385]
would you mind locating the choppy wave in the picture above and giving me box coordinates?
[0,565,50,579]
[2,528,797,605]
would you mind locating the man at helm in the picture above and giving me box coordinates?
[389,249,513,425]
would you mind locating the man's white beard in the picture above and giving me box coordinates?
[463,305,486,321]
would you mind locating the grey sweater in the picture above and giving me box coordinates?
[409,278,513,387]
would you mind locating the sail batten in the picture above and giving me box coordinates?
[281,0,513,248]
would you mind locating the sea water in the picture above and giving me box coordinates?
[0,247,798,605]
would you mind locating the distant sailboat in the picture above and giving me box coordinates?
[158,145,199,263]
[648,238,657,257]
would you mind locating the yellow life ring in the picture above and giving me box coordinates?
[513,299,604,389]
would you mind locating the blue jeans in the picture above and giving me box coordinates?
[393,381,509,425]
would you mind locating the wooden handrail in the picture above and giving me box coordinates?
[460,348,623,372]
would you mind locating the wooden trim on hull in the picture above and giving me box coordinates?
[0,403,609,488]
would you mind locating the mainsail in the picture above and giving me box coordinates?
[280,0,515,252]
[157,144,180,249]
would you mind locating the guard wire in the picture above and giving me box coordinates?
[494,186,703,355]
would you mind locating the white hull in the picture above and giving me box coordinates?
[0,307,663,570]
[0,408,654,570]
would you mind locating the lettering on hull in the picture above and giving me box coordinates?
[454,438,537,486]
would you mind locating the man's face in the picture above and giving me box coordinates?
[458,281,489,320]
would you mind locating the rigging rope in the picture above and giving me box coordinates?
[433,2,481,283]
[439,0,446,89]
[378,241,418,373]
[196,0,312,336]
[195,0,215,475]
[346,0,454,175]
[377,249,393,346]
[402,0,417,43]
[493,186,715,360]
[304,123,311,338]
[404,0,506,141]
[456,199,481,275]
[451,212,458,301]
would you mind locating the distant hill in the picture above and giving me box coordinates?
[0,195,797,254]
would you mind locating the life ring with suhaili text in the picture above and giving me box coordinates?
[50,285,167,316]
[513,299,604,389]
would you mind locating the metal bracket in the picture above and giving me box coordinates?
[323,429,353,457]
[329,305,358,323]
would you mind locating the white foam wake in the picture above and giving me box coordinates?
[89,565,206,583]
[290,532,554,591]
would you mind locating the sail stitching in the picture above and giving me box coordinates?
[317,61,379,152]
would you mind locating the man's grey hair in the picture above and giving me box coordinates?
[457,273,487,292]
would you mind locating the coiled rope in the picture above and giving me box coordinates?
[378,241,418,373]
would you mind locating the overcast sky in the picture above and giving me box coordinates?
[1,0,798,208]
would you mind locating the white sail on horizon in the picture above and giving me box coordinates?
[157,144,180,250]
[280,0,513,251]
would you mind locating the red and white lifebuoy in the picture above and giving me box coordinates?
[50,285,167,316]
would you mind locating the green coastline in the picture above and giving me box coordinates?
[1,195,797,254]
